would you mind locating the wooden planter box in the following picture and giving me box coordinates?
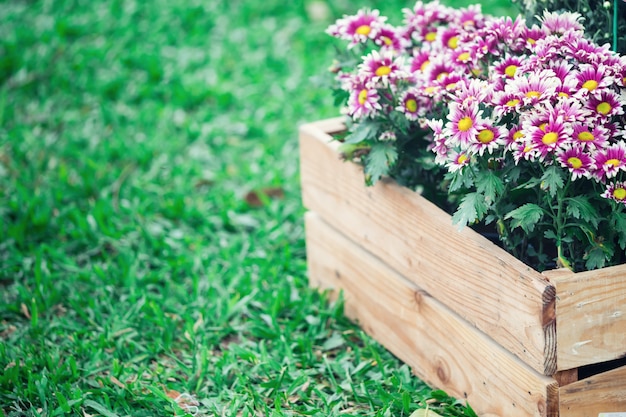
[300,117,626,417]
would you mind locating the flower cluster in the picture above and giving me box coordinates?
[327,2,626,271]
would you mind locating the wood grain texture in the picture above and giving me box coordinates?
[299,119,557,375]
[305,212,558,417]
[550,265,626,369]
[551,266,626,371]
[559,364,626,416]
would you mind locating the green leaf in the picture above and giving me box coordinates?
[475,170,504,203]
[83,400,120,417]
[610,210,626,250]
[451,192,488,227]
[364,142,397,184]
[540,166,564,198]
[445,170,474,193]
[565,196,600,227]
[344,120,380,144]
[504,203,544,233]
[585,246,608,270]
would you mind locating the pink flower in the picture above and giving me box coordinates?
[556,145,593,180]
[347,75,382,119]
[327,9,386,47]
[592,142,626,180]
[602,181,626,205]
[445,103,481,144]
[359,50,407,87]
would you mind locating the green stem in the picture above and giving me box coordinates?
[614,0,619,53]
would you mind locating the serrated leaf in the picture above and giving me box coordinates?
[475,171,504,203]
[344,120,380,144]
[364,142,397,184]
[445,170,474,193]
[540,165,564,198]
[544,229,558,240]
[451,192,488,227]
[585,246,608,270]
[504,203,544,233]
[565,196,599,227]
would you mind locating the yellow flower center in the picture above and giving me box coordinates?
[567,157,583,169]
[375,65,392,77]
[457,154,469,164]
[542,132,558,145]
[504,65,518,78]
[539,123,547,132]
[558,92,569,98]
[356,25,371,36]
[458,117,473,132]
[405,98,417,113]
[582,79,598,91]
[477,129,495,143]
[425,32,437,42]
[578,131,594,142]
[527,38,536,45]
[525,91,541,99]
[471,67,481,76]
[597,102,612,115]
[614,187,626,200]
[446,82,457,90]
[436,72,449,81]
[358,89,368,105]
[606,158,620,167]
[457,52,471,62]
[523,144,533,153]
[420,60,430,71]
[513,131,524,141]
[447,36,459,49]
[424,86,438,94]
[506,99,520,107]
[381,36,393,46]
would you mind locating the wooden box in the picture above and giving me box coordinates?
[300,118,626,417]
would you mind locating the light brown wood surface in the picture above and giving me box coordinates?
[300,119,557,375]
[550,266,626,371]
[559,364,626,416]
[305,212,558,417]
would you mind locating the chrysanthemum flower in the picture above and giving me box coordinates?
[373,24,407,52]
[446,150,471,172]
[493,56,524,80]
[469,122,506,156]
[575,64,612,96]
[556,145,593,180]
[410,51,432,74]
[539,10,584,35]
[602,181,626,204]
[571,123,609,150]
[359,50,407,87]
[327,9,387,47]
[506,69,559,106]
[529,118,569,160]
[593,141,626,179]
[347,76,382,119]
[445,103,481,145]
[397,88,423,121]
[586,90,625,118]
[492,90,523,118]
[455,79,492,107]
[521,25,546,48]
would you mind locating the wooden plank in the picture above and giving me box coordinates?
[300,120,557,375]
[305,211,558,417]
[559,364,626,416]
[551,267,626,371]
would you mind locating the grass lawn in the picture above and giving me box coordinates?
[0,0,515,416]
